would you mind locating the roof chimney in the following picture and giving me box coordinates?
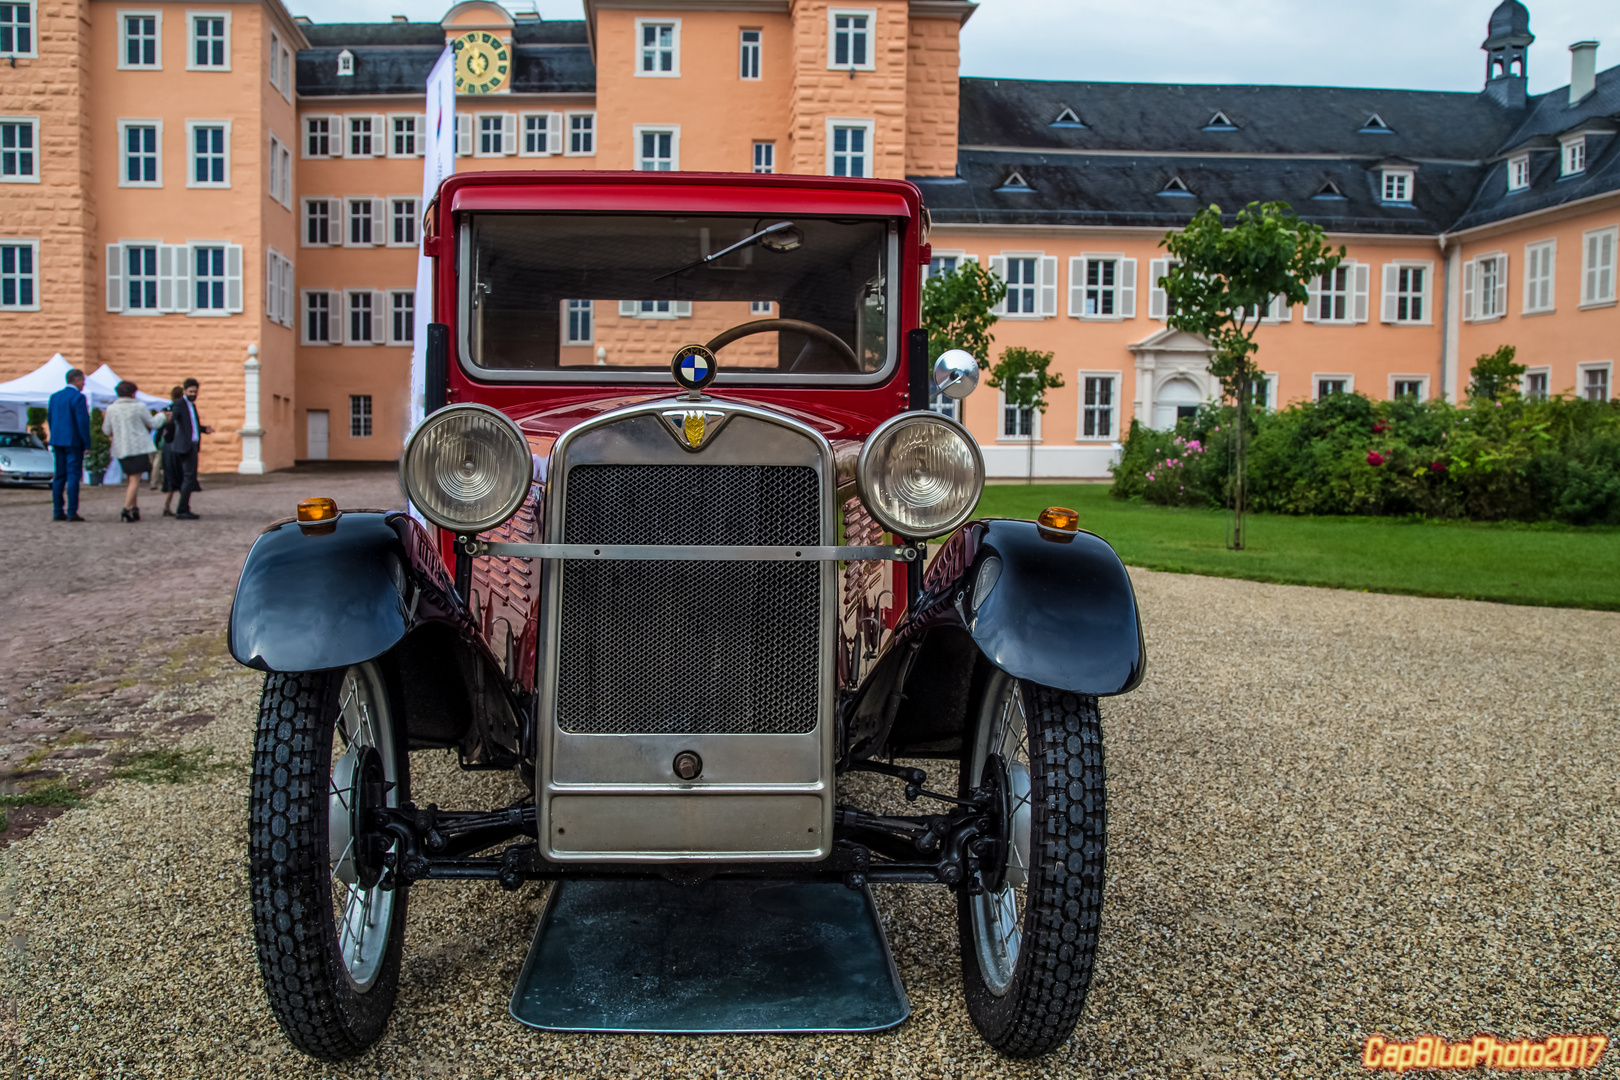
[391,14,408,22]
[1570,41,1598,105]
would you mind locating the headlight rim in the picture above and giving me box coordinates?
[856,410,985,540]
[400,403,534,535]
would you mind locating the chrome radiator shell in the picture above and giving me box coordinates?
[536,399,836,862]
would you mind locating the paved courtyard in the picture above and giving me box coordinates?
[2,469,1618,1078]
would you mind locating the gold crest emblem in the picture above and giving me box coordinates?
[683,411,706,448]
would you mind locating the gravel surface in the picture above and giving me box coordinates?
[3,562,1619,1078]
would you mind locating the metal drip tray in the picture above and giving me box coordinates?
[509,879,909,1034]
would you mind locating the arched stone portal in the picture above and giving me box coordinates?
[1127,328,1220,431]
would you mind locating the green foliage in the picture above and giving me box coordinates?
[1160,201,1343,401]
[26,405,46,439]
[1110,393,1620,525]
[921,260,1007,367]
[987,346,1065,411]
[110,747,230,785]
[0,779,85,810]
[87,407,112,477]
[1467,345,1527,402]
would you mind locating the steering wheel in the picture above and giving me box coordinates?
[705,318,860,372]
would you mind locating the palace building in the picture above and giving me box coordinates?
[0,0,1614,475]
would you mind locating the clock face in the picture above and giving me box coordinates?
[452,31,510,95]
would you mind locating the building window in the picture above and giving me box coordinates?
[1080,374,1117,439]
[567,111,594,155]
[1316,267,1349,320]
[1084,258,1118,316]
[0,118,37,181]
[522,112,554,155]
[929,255,958,277]
[304,199,331,246]
[477,113,513,156]
[1,1,34,56]
[1392,378,1425,399]
[1523,370,1549,400]
[274,136,291,208]
[391,114,419,157]
[349,115,376,158]
[336,48,353,76]
[1581,364,1611,402]
[1524,239,1555,314]
[189,13,228,70]
[637,20,678,76]
[1316,377,1350,398]
[1005,257,1038,314]
[635,127,677,171]
[121,12,159,67]
[304,290,331,343]
[566,299,592,343]
[829,10,872,70]
[828,120,871,177]
[120,121,161,186]
[0,240,37,310]
[641,300,671,316]
[268,30,282,90]
[1380,169,1413,203]
[928,394,959,421]
[1250,373,1274,409]
[1377,263,1428,323]
[266,248,293,327]
[1562,136,1586,177]
[192,245,226,311]
[1582,227,1616,307]
[389,291,414,344]
[305,116,333,158]
[125,245,159,310]
[390,198,417,246]
[753,141,774,174]
[276,39,291,99]
[1001,392,1035,440]
[347,291,374,343]
[739,28,760,79]
[1469,253,1507,320]
[749,300,772,315]
[348,198,376,246]
[188,122,228,187]
[1508,155,1529,192]
[350,395,372,437]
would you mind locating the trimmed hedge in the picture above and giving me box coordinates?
[1111,393,1620,525]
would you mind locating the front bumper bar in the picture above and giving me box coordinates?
[464,540,921,562]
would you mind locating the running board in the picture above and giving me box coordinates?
[509,879,910,1034]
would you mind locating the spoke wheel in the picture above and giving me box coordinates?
[250,663,410,1060]
[957,670,1106,1058]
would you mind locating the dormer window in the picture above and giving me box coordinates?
[995,170,1033,193]
[1203,111,1237,131]
[336,49,354,77]
[1381,169,1414,204]
[1359,114,1393,134]
[1562,135,1586,177]
[1158,176,1193,197]
[1507,155,1530,192]
[1050,107,1084,129]
[1313,180,1347,201]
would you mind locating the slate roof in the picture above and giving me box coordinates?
[296,20,594,97]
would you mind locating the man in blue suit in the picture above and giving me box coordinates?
[48,367,91,522]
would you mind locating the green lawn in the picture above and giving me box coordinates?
[973,484,1620,610]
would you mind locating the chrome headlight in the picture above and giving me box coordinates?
[401,404,533,534]
[857,412,985,539]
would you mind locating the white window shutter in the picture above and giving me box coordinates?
[1147,258,1167,320]
[374,290,388,340]
[456,114,472,157]
[174,245,193,313]
[619,300,638,317]
[329,118,344,158]
[501,112,517,155]
[674,300,692,317]
[547,111,564,154]
[266,250,277,319]
[106,244,123,312]
[283,260,295,325]
[1494,253,1508,317]
[1380,263,1399,323]
[226,244,243,312]
[157,244,176,312]
[1119,257,1137,317]
[370,114,386,157]
[372,198,387,246]
[1352,261,1370,323]
[988,256,1007,315]
[1462,260,1475,322]
[331,291,346,344]
[1300,276,1317,323]
[1039,255,1058,316]
[1067,257,1085,317]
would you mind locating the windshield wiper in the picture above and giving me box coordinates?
[652,221,796,282]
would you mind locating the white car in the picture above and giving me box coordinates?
[0,431,55,486]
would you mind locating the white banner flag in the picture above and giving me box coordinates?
[408,46,457,436]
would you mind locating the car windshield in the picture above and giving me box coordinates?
[0,432,44,449]
[461,213,896,382]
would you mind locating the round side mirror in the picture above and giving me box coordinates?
[932,349,981,401]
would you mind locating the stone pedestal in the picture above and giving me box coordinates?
[237,343,266,475]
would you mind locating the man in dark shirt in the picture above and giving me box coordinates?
[169,377,213,520]
[47,367,91,522]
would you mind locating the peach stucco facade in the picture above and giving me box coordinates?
[0,0,1614,477]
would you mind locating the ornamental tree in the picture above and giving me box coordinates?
[1466,344,1526,402]
[921,261,1008,424]
[989,346,1064,484]
[1160,201,1343,548]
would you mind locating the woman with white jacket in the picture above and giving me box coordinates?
[102,381,169,522]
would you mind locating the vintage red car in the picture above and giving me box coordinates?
[229,171,1143,1060]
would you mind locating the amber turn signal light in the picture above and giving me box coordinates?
[1038,506,1079,532]
[297,497,340,523]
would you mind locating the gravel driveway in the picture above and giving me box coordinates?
[3,504,1618,1078]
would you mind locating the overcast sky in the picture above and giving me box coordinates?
[289,0,1618,97]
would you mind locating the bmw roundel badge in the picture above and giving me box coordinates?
[671,344,718,393]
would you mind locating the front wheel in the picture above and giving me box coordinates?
[249,663,410,1060]
[957,670,1106,1057]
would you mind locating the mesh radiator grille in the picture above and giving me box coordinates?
[556,464,821,736]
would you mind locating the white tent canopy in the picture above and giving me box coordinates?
[86,364,169,409]
[0,353,119,409]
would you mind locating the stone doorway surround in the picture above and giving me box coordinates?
[1128,328,1220,430]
